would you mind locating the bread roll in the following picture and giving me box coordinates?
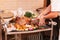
[0,10,14,19]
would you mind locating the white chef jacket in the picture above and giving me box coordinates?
[51,0,60,40]
[51,0,60,11]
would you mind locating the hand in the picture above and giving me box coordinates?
[38,16,45,26]
[39,18,45,26]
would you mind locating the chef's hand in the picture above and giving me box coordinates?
[37,15,45,26]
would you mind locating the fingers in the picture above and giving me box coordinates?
[38,18,45,26]
[38,21,45,26]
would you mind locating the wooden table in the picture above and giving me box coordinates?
[5,27,53,40]
[4,19,54,40]
[3,18,54,40]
